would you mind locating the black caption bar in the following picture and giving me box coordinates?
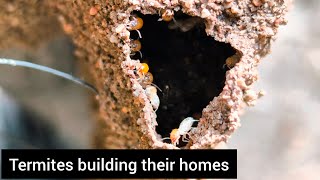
[1,149,237,179]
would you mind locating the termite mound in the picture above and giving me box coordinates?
[134,12,236,144]
[1,0,291,149]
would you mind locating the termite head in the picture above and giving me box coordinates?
[224,53,241,69]
[134,62,149,77]
[130,40,142,52]
[143,72,153,84]
[170,128,180,145]
[128,15,143,38]
[160,9,174,22]
[128,15,144,31]
[130,39,143,58]
[138,62,149,75]
[135,62,162,92]
[139,72,153,87]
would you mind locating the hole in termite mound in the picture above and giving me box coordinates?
[132,11,236,146]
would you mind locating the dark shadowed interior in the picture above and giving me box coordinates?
[130,11,236,145]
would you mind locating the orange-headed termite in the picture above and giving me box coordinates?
[130,39,143,58]
[136,63,162,92]
[127,15,143,39]
[223,53,241,69]
[158,9,174,22]
[163,117,199,146]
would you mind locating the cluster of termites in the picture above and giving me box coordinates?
[127,13,164,111]
[127,11,206,146]
[127,9,198,111]
[162,117,199,146]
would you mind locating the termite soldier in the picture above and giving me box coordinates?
[135,63,161,111]
[130,39,143,58]
[145,85,160,111]
[223,53,241,69]
[127,15,143,38]
[163,117,199,146]
[158,9,174,22]
[136,63,162,92]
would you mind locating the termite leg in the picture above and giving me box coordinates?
[130,51,143,59]
[162,137,171,141]
[172,17,183,30]
[138,51,143,58]
[150,82,163,93]
[136,30,142,39]
[222,63,230,69]
[182,135,189,142]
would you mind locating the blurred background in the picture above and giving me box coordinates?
[0,36,93,149]
[0,0,319,179]
[229,0,320,179]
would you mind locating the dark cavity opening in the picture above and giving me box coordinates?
[131,11,235,145]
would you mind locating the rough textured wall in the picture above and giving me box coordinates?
[0,0,60,48]
[0,0,291,149]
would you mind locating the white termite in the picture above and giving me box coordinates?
[145,85,160,111]
[163,117,199,146]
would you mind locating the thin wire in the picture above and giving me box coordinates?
[0,58,98,94]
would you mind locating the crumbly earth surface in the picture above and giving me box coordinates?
[0,0,291,149]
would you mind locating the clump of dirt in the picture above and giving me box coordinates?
[131,12,236,139]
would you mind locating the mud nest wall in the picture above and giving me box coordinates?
[0,0,291,149]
